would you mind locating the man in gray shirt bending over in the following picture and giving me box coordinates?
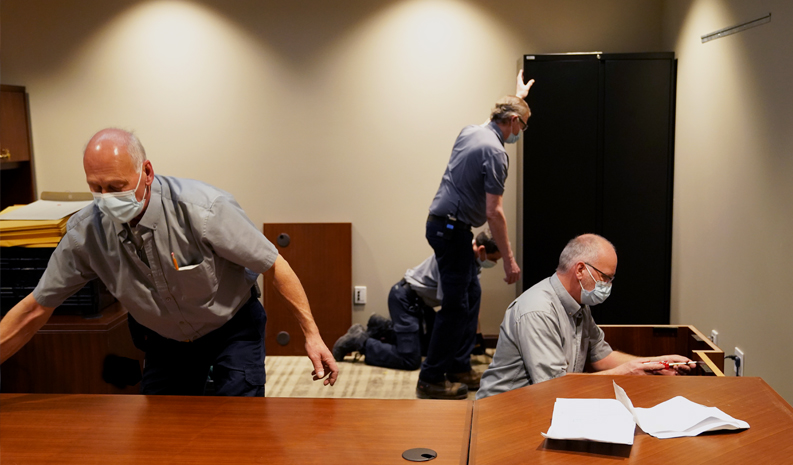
[477,234,693,399]
[0,128,338,396]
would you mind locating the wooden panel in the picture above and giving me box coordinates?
[471,375,793,464]
[599,324,725,374]
[0,394,472,465]
[263,223,351,356]
[0,86,32,162]
[0,303,144,394]
[0,85,35,209]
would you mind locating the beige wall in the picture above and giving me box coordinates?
[663,0,793,402]
[1,0,664,335]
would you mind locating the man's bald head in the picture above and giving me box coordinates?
[556,234,616,274]
[84,128,147,172]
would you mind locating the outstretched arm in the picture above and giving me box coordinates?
[591,351,694,376]
[1,293,56,364]
[515,69,535,99]
[270,255,339,386]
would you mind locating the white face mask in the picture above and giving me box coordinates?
[476,255,497,269]
[92,167,147,224]
[578,265,612,306]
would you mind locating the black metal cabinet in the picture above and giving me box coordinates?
[522,52,676,324]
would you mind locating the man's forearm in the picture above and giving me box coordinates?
[0,293,55,364]
[270,255,320,337]
[487,207,514,263]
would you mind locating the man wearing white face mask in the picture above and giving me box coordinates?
[476,234,695,399]
[418,71,534,400]
[0,128,339,396]
[333,231,501,381]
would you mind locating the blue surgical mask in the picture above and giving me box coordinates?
[579,265,612,306]
[505,131,521,144]
[92,168,147,223]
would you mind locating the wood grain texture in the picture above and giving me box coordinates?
[470,375,793,464]
[0,394,472,465]
[599,325,725,373]
[263,223,351,356]
[0,303,144,394]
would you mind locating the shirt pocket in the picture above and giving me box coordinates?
[172,259,217,307]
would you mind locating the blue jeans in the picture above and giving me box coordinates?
[364,281,435,370]
[128,289,266,396]
[420,221,481,383]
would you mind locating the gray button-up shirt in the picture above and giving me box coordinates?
[428,121,509,227]
[476,274,612,399]
[404,255,483,308]
[33,175,278,341]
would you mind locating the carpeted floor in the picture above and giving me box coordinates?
[265,351,494,400]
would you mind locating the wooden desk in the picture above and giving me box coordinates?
[470,375,793,464]
[1,303,144,394]
[0,394,472,464]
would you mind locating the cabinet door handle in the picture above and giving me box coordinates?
[0,148,11,160]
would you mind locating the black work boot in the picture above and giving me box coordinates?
[332,324,369,361]
[416,379,468,400]
[447,370,481,390]
[366,313,394,342]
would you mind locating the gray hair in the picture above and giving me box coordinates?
[126,132,147,171]
[556,234,615,273]
[490,96,530,124]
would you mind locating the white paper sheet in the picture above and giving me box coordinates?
[542,381,749,444]
[0,200,92,220]
[542,398,636,445]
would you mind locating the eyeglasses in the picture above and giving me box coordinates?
[585,262,615,284]
[517,116,528,131]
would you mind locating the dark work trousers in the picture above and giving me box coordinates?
[420,220,481,383]
[127,289,267,396]
[363,280,435,370]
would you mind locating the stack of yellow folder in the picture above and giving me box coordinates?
[0,205,69,248]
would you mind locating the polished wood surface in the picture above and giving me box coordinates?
[1,303,144,394]
[599,325,725,374]
[263,223,352,356]
[470,375,793,464]
[0,394,472,464]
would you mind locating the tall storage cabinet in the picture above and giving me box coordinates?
[521,53,676,324]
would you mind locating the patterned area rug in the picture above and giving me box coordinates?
[264,352,493,400]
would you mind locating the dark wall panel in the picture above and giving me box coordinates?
[522,58,600,288]
[522,53,675,324]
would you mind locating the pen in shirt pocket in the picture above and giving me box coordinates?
[171,252,180,270]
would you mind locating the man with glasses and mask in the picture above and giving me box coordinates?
[476,234,695,399]
[418,71,534,400]
[0,128,339,396]
[332,230,501,374]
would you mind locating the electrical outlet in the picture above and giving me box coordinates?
[353,286,367,305]
[710,330,719,346]
[734,347,745,377]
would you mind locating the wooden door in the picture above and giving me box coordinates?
[262,223,351,356]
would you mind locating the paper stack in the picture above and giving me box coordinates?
[0,200,92,248]
[542,381,749,445]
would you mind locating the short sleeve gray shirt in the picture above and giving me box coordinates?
[476,274,613,399]
[33,175,279,342]
[404,255,443,307]
[428,121,509,227]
